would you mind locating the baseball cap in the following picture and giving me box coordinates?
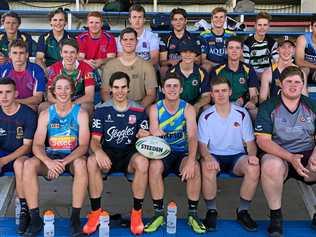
[278,36,295,47]
[177,39,201,55]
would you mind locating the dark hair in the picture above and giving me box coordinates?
[129,4,145,18]
[211,7,227,16]
[162,72,183,87]
[87,11,104,21]
[1,11,21,25]
[9,39,28,53]
[119,27,137,40]
[256,11,271,22]
[48,7,68,22]
[0,77,16,90]
[49,75,75,99]
[226,36,243,47]
[210,77,231,90]
[170,8,187,20]
[109,71,130,88]
[60,38,79,52]
[280,66,304,83]
[311,14,316,26]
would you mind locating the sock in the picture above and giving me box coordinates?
[71,207,81,221]
[29,208,42,229]
[188,199,199,215]
[153,199,164,215]
[90,197,101,211]
[204,198,217,211]
[70,208,81,234]
[238,197,251,212]
[19,198,29,213]
[133,198,144,211]
[270,208,282,219]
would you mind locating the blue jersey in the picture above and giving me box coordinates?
[200,29,235,65]
[157,99,188,153]
[47,104,80,155]
[0,104,37,153]
[91,100,148,150]
[304,32,316,64]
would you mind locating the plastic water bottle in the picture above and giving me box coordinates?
[99,211,110,237]
[15,198,20,225]
[166,201,177,234]
[43,210,55,237]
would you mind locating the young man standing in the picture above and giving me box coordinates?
[0,40,46,110]
[23,76,90,237]
[145,73,206,234]
[255,66,316,237]
[198,77,259,232]
[83,71,150,235]
[102,27,157,108]
[0,78,37,235]
[117,4,159,66]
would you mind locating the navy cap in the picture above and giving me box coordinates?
[177,39,201,55]
[278,36,295,47]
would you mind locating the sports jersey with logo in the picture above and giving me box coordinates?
[270,63,281,98]
[157,99,188,153]
[0,62,46,99]
[117,29,159,61]
[200,29,235,65]
[198,104,254,155]
[47,104,80,155]
[255,95,316,153]
[91,100,148,150]
[47,60,95,99]
[168,63,209,104]
[208,62,259,101]
[243,34,278,73]
[160,30,199,61]
[0,31,33,57]
[76,31,117,59]
[0,104,37,153]
[37,30,72,66]
[304,32,316,64]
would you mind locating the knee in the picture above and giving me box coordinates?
[23,159,37,175]
[149,161,163,177]
[13,158,25,174]
[73,158,87,175]
[134,156,149,174]
[245,163,260,181]
[194,162,201,178]
[87,155,98,171]
[261,157,285,178]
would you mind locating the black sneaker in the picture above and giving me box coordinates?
[23,220,43,237]
[203,209,217,232]
[267,217,283,237]
[17,211,31,235]
[236,209,258,232]
[312,213,316,229]
[70,218,85,237]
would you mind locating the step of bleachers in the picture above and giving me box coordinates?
[0,217,315,236]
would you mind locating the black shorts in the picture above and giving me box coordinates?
[103,147,137,174]
[286,150,315,185]
[162,152,186,177]
[212,153,246,174]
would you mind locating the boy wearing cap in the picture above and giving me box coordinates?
[260,38,306,103]
[167,39,210,113]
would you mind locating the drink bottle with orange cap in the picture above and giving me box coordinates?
[43,209,55,237]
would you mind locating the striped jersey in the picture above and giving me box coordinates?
[157,99,188,153]
[243,34,278,73]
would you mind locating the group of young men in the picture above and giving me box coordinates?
[1,3,316,237]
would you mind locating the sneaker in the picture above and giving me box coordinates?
[82,208,102,235]
[236,209,258,232]
[70,218,84,237]
[17,211,30,235]
[203,209,217,232]
[144,214,164,233]
[130,209,144,235]
[312,213,316,229]
[187,214,206,234]
[23,220,43,237]
[268,217,283,237]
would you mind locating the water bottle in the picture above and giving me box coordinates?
[166,201,177,234]
[99,211,110,237]
[43,210,55,237]
[15,198,20,225]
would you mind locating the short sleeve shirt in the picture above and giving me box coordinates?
[102,57,158,102]
[91,99,148,150]
[76,31,117,60]
[47,60,95,99]
[0,62,46,99]
[255,96,316,153]
[37,30,72,66]
[0,31,33,57]
[0,104,37,153]
[198,104,254,155]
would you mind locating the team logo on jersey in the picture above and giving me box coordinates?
[215,37,222,43]
[140,120,149,130]
[300,116,306,122]
[275,79,281,87]
[128,115,136,124]
[104,114,114,122]
[117,113,125,118]
[208,41,215,46]
[192,80,199,86]
[50,123,60,128]
[100,45,107,53]
[170,44,176,49]
[0,128,6,136]
[239,77,246,84]
[16,127,23,139]
[251,51,256,56]
[142,42,148,48]
[233,122,240,127]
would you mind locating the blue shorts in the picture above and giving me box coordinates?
[162,152,187,177]
[212,153,246,174]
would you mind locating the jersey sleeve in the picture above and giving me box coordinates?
[159,35,168,53]
[200,68,210,94]
[91,108,104,137]
[76,34,86,54]
[255,102,273,135]
[36,34,46,53]
[34,65,46,92]
[47,64,58,87]
[106,34,117,55]
[271,40,279,62]
[23,108,37,140]
[243,40,251,65]
[248,66,259,88]
[138,112,149,131]
[197,112,210,145]
[241,109,255,142]
[149,32,160,51]
[199,36,209,55]
[83,64,96,87]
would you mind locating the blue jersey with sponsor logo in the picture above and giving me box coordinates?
[91,100,148,150]
[304,32,316,64]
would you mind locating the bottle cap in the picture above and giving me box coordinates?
[100,210,109,216]
[44,209,55,216]
[168,201,177,208]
